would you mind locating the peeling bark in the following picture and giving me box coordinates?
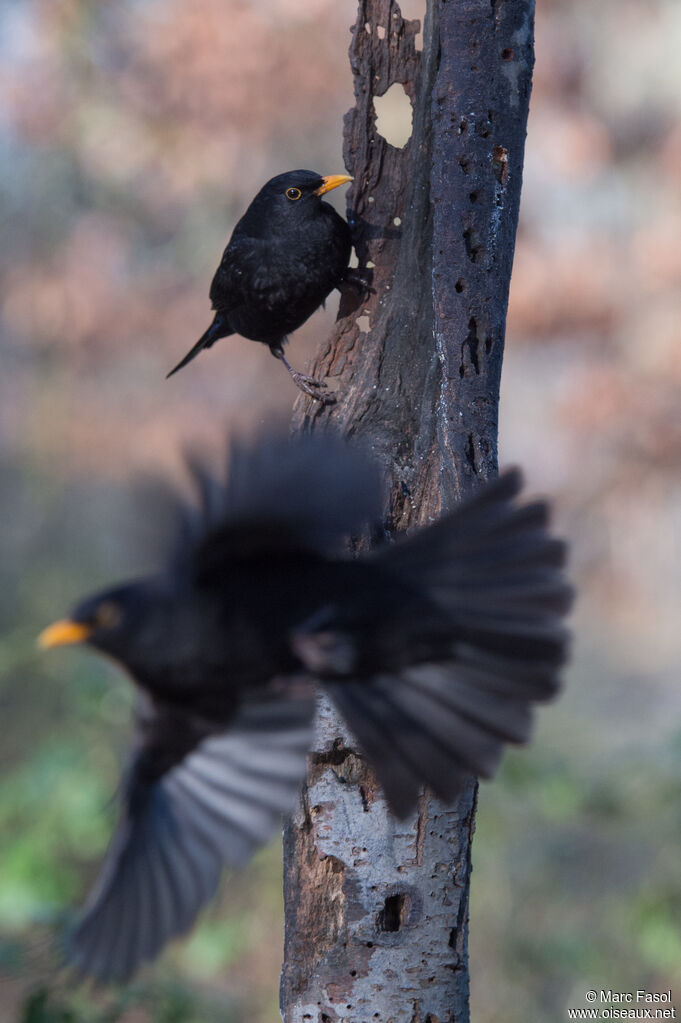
[281,1,534,1020]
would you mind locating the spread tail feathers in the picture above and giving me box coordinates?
[302,470,573,817]
[166,315,232,378]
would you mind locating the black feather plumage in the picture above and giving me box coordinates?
[40,431,572,982]
[166,170,355,399]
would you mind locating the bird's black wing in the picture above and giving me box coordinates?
[168,432,382,584]
[292,470,573,817]
[209,234,295,313]
[66,692,315,984]
[208,236,251,312]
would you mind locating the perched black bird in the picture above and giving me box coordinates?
[167,170,357,399]
[39,432,572,982]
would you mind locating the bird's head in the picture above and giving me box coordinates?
[243,170,352,231]
[38,579,174,670]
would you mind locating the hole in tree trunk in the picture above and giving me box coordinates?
[376,892,410,931]
[374,84,413,149]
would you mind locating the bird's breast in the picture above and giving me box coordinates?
[226,224,350,343]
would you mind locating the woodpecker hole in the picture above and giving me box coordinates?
[374,84,413,149]
[493,144,509,185]
[377,892,410,932]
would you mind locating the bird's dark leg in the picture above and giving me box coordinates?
[270,344,336,403]
[338,266,374,298]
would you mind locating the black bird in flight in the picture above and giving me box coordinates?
[167,170,358,399]
[39,432,572,983]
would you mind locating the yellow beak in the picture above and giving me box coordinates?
[38,619,92,649]
[315,174,353,197]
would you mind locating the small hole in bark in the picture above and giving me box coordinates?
[455,278,465,293]
[469,191,478,203]
[460,316,481,375]
[377,892,409,932]
[463,228,483,263]
[493,144,509,184]
[350,970,357,977]
[459,156,471,175]
[320,1015,332,1023]
[449,927,457,947]
[458,118,468,136]
[374,83,413,148]
[366,941,374,947]
[464,434,477,472]
[502,47,514,60]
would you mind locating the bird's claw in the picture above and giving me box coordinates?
[291,372,337,403]
[339,267,374,299]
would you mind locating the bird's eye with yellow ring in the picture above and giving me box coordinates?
[285,187,302,201]
[93,601,122,630]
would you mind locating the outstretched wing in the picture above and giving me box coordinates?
[66,693,315,983]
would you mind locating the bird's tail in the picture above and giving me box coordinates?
[317,470,573,816]
[166,314,232,378]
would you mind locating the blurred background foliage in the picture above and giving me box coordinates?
[0,0,680,1019]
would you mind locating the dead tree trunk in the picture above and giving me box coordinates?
[281,1,535,1020]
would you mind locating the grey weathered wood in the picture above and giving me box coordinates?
[281,1,535,1020]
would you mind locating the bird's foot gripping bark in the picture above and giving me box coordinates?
[340,266,374,295]
[338,266,374,299]
[271,345,337,403]
[290,371,336,402]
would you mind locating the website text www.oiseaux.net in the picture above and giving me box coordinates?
[567,992,676,1020]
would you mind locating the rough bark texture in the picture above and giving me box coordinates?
[281,1,535,1020]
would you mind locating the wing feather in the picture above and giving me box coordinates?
[66,694,314,983]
